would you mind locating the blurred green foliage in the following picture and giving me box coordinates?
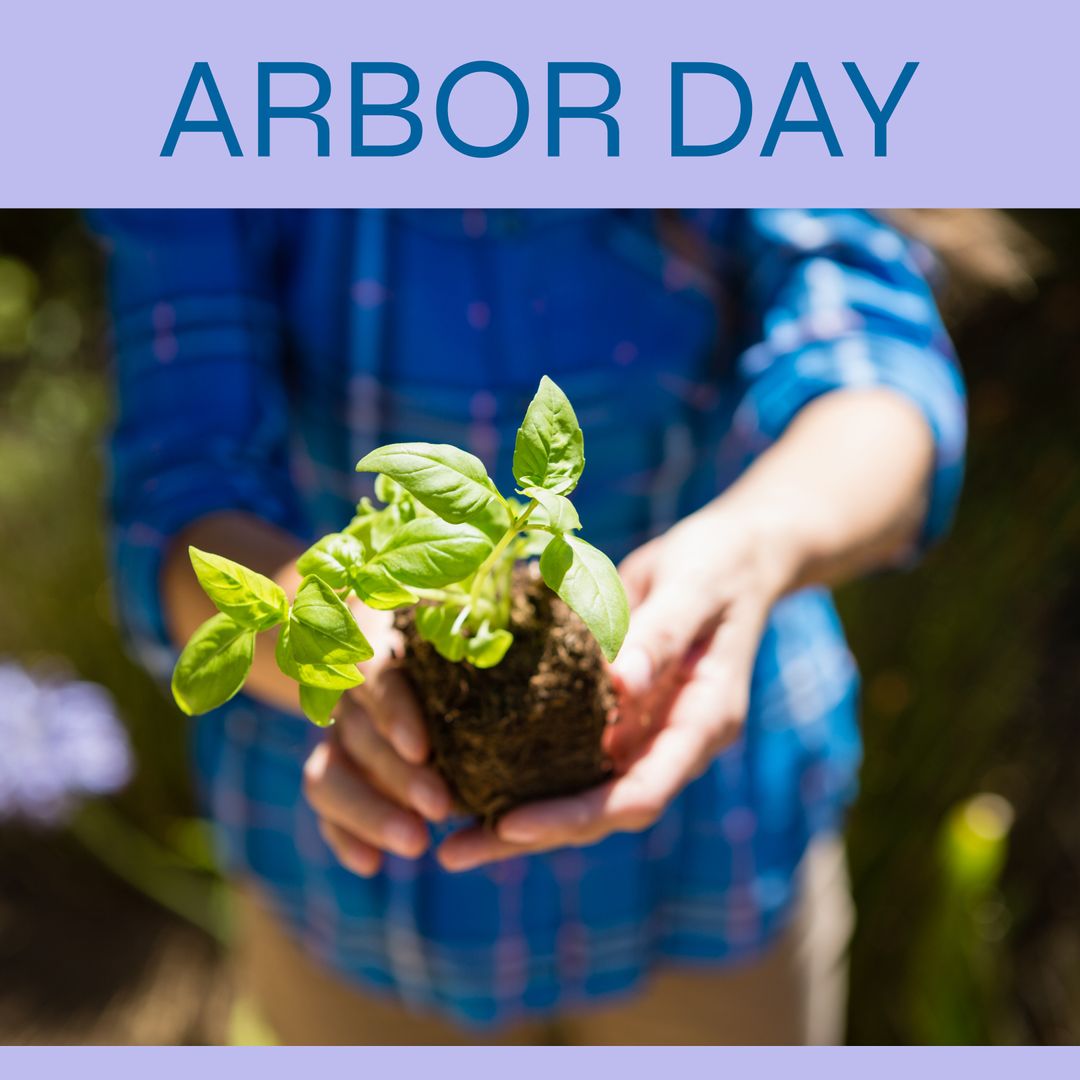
[0,213,192,831]
[840,210,1080,1043]
[0,210,1077,1044]
[907,794,1014,1045]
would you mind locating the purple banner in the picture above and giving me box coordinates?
[3,1048,1080,1070]
[0,3,1076,206]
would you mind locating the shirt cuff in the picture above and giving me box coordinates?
[734,333,967,558]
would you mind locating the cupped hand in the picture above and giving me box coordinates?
[302,604,452,877]
[437,503,786,872]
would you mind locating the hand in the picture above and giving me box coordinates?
[437,503,788,871]
[302,605,452,877]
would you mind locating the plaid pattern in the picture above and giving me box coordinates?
[95,209,965,1028]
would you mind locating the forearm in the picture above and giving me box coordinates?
[713,388,936,598]
[163,511,305,712]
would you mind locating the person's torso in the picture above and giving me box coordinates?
[276,209,746,556]
[193,209,863,1027]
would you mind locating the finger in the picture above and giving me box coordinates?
[610,582,716,701]
[437,826,535,872]
[302,741,429,859]
[664,684,744,757]
[664,608,762,739]
[665,662,746,750]
[317,819,383,877]
[618,540,660,610]
[669,600,764,725]
[499,720,714,846]
[604,670,681,765]
[353,665,428,765]
[442,717,716,870]
[335,708,451,822]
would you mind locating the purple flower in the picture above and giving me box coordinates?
[0,661,133,826]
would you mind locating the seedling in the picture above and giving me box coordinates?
[171,376,630,729]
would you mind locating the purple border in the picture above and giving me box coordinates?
[1,0,1077,207]
[2,1047,1080,1064]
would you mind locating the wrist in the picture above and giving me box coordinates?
[698,490,813,604]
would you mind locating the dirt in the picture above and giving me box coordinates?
[396,567,616,822]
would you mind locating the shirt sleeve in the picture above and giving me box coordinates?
[729,208,967,559]
[91,210,307,676]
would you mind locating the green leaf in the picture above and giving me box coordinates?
[344,500,377,554]
[299,685,343,728]
[466,620,514,669]
[369,517,493,588]
[356,443,510,541]
[519,531,553,558]
[539,534,629,663]
[523,486,581,533]
[296,533,365,590]
[374,472,408,505]
[415,605,467,662]
[188,547,288,631]
[345,502,402,559]
[349,564,419,611]
[275,625,364,689]
[513,376,585,495]
[171,613,256,716]
[289,575,374,666]
[296,665,364,690]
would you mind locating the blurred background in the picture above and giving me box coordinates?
[0,210,1077,1045]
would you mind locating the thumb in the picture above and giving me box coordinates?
[611,581,715,701]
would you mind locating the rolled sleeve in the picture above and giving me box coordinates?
[92,211,306,675]
[731,209,967,555]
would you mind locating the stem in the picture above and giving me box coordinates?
[469,498,538,610]
[411,586,466,604]
[497,546,515,626]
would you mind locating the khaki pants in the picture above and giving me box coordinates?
[236,835,852,1045]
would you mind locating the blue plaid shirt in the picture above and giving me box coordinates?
[96,209,965,1028]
